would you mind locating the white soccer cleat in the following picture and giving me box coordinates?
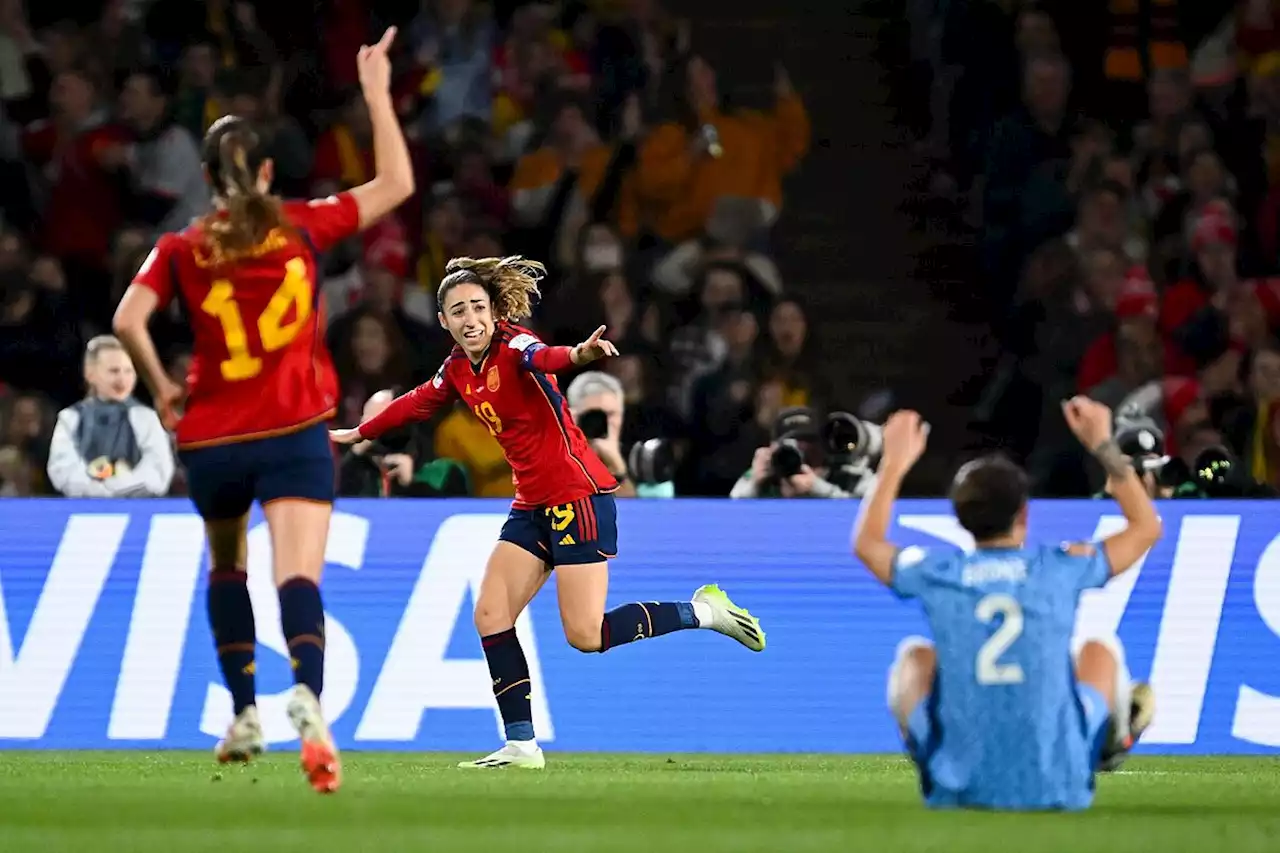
[457,742,546,770]
[214,705,265,764]
[286,685,342,793]
[693,584,766,652]
[1100,681,1156,772]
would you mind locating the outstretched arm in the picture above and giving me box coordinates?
[332,372,457,444]
[518,325,620,374]
[853,411,929,585]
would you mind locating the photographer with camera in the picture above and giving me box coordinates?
[1092,416,1172,499]
[566,371,676,497]
[731,407,882,498]
[337,391,469,497]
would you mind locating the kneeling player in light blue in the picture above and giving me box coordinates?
[854,397,1160,811]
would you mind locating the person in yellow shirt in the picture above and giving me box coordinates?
[636,57,810,244]
[433,401,516,497]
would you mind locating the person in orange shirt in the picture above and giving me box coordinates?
[507,94,641,267]
[636,56,810,245]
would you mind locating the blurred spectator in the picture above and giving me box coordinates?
[453,141,511,226]
[688,308,760,494]
[433,400,514,497]
[637,57,809,246]
[417,190,466,290]
[762,296,824,409]
[981,52,1077,312]
[0,248,81,402]
[665,262,745,418]
[332,312,416,427]
[214,66,311,197]
[507,93,620,268]
[650,195,783,300]
[146,0,276,69]
[312,91,376,194]
[338,390,469,497]
[114,67,209,239]
[605,351,681,449]
[564,370,639,497]
[46,335,173,497]
[93,0,152,79]
[404,0,495,139]
[1078,264,1168,409]
[172,39,220,138]
[0,390,49,494]
[327,244,439,377]
[1221,336,1280,464]
[23,65,131,327]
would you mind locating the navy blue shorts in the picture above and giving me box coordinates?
[178,423,335,520]
[499,493,618,567]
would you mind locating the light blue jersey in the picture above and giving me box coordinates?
[892,543,1112,811]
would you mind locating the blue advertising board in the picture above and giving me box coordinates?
[0,499,1276,753]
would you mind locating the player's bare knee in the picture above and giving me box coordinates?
[473,598,514,636]
[1075,639,1119,707]
[562,618,603,653]
[888,637,936,729]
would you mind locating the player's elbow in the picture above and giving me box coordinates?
[1136,514,1163,551]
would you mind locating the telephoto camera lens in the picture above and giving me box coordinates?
[628,438,675,485]
[769,438,805,479]
[823,413,883,461]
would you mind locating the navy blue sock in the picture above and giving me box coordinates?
[599,602,696,652]
[482,629,534,741]
[278,577,325,698]
[207,567,257,715]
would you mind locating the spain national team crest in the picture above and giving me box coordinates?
[486,366,500,392]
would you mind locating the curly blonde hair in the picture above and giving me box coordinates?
[437,255,547,322]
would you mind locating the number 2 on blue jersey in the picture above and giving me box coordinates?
[974,593,1025,686]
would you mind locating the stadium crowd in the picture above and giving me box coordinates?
[905,0,1280,497]
[0,0,815,499]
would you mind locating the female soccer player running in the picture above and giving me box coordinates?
[330,256,765,769]
[112,28,413,794]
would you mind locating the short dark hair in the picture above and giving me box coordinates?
[949,455,1030,541]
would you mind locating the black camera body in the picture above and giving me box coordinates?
[578,407,673,486]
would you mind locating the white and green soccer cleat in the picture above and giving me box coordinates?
[457,742,547,770]
[693,584,766,652]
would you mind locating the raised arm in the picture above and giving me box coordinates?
[1062,396,1162,575]
[347,28,416,231]
[853,411,929,585]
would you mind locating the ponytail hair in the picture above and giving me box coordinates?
[437,256,547,322]
[199,115,290,265]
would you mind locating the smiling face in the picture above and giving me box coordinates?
[439,281,495,358]
[86,347,137,402]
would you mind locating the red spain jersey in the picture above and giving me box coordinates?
[132,192,362,448]
[359,321,618,507]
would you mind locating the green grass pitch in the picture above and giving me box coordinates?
[0,753,1276,852]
